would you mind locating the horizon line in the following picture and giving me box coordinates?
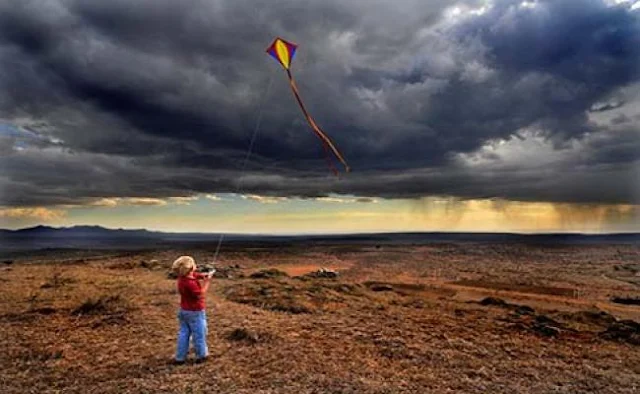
[2,224,639,237]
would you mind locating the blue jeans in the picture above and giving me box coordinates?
[175,309,208,361]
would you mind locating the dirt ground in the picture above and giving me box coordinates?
[1,243,639,393]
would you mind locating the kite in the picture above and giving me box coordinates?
[266,37,350,175]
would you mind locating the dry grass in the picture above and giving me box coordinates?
[0,243,639,393]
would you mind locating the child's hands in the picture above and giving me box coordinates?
[203,271,214,280]
[195,268,215,280]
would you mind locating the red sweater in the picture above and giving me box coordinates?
[177,274,207,311]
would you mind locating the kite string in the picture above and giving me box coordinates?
[212,71,275,263]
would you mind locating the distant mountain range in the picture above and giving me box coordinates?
[1,225,156,237]
[0,225,638,253]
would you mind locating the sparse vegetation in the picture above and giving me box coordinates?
[72,294,131,316]
[40,270,76,289]
[225,327,273,344]
[611,296,640,306]
[249,268,289,279]
[0,243,639,393]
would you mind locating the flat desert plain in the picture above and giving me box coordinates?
[1,242,639,393]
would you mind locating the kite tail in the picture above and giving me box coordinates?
[286,70,350,174]
[321,141,340,176]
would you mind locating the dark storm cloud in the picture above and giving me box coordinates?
[445,0,640,138]
[0,0,639,207]
[590,100,626,112]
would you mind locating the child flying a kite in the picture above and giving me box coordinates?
[172,255,213,364]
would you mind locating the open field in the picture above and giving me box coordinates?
[1,242,639,393]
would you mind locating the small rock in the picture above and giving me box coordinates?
[304,267,339,279]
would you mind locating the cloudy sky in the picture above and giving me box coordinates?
[1,0,639,233]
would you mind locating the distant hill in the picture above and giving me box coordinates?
[0,225,166,252]
[8,225,156,237]
[0,225,248,253]
[0,225,638,253]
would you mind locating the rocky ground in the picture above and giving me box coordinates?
[0,243,639,393]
